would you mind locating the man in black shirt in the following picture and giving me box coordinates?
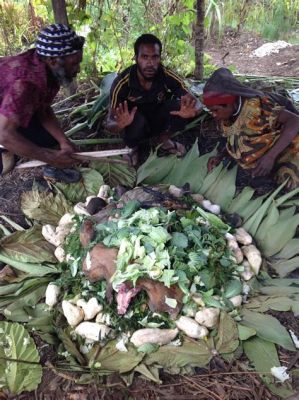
[105,34,201,165]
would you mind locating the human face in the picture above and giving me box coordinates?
[48,50,83,86]
[62,50,83,79]
[207,103,235,121]
[136,44,161,81]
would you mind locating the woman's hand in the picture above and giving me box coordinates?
[207,155,223,172]
[252,154,275,177]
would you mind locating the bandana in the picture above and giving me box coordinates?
[35,24,85,57]
[203,91,238,107]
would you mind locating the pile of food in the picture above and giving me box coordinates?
[41,184,261,354]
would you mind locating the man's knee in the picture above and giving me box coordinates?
[123,111,150,147]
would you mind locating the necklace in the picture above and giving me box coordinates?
[232,96,242,117]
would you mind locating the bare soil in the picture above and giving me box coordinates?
[206,29,299,77]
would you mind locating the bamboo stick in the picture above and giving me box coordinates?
[16,149,132,169]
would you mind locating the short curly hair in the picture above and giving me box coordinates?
[134,34,162,56]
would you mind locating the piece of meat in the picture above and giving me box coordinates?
[116,282,141,315]
[80,219,96,247]
[138,277,183,318]
[82,243,118,302]
[115,277,184,318]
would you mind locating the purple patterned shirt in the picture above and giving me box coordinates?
[0,49,59,128]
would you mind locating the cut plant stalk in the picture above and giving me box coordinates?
[16,149,132,169]
[71,138,123,145]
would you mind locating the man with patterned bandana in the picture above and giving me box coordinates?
[0,24,84,178]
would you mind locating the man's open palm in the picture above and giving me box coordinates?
[170,94,199,119]
[115,101,137,130]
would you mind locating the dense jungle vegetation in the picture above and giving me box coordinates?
[0,0,298,78]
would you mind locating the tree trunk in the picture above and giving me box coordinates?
[51,1,77,94]
[51,0,69,25]
[194,0,205,80]
[78,0,87,10]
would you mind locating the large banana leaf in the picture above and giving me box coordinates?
[259,212,299,257]
[203,165,237,211]
[91,159,136,187]
[87,72,117,127]
[0,226,56,264]
[274,239,299,259]
[243,181,287,236]
[254,203,280,243]
[145,338,213,369]
[21,190,72,225]
[240,310,295,351]
[0,322,42,394]
[54,167,104,204]
[137,153,178,185]
[243,337,280,378]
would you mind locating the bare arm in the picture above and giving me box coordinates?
[39,106,75,152]
[0,114,76,168]
[252,109,299,176]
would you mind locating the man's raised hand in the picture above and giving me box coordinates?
[170,94,200,119]
[114,101,137,130]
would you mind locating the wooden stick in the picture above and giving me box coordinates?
[16,148,132,169]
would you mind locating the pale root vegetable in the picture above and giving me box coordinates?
[195,307,220,328]
[42,224,60,246]
[115,338,128,352]
[168,185,184,198]
[75,322,110,342]
[192,294,205,307]
[227,238,244,264]
[130,328,178,347]
[54,246,66,262]
[45,283,60,307]
[242,245,262,275]
[235,228,252,245]
[58,213,75,227]
[54,225,72,246]
[95,312,111,326]
[225,232,235,241]
[229,295,242,307]
[98,185,110,200]
[240,261,255,281]
[77,298,103,320]
[73,202,90,216]
[190,194,204,204]
[62,300,84,327]
[208,204,221,215]
[201,199,212,209]
[201,200,221,215]
[175,316,208,339]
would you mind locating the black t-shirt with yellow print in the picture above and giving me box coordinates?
[109,64,188,114]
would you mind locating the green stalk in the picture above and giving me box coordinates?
[65,122,88,137]
[71,138,123,145]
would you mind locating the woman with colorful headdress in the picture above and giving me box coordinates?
[203,68,299,190]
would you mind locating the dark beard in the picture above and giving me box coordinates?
[52,66,73,87]
[137,65,158,81]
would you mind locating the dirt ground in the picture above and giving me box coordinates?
[1,31,299,400]
[206,30,299,77]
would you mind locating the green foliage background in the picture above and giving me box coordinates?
[0,0,298,78]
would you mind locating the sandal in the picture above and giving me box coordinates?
[43,166,82,183]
